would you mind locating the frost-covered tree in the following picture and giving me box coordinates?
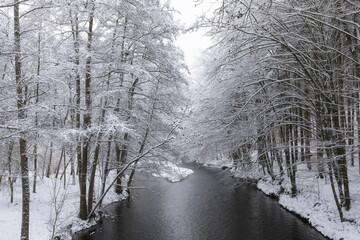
[0,0,188,237]
[192,0,360,221]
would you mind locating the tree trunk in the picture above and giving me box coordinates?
[334,28,351,210]
[7,141,15,203]
[332,78,351,210]
[303,107,312,170]
[99,136,112,207]
[115,143,123,194]
[88,97,107,214]
[114,17,128,194]
[290,124,297,197]
[326,152,344,222]
[127,126,150,187]
[88,141,100,215]
[33,144,37,193]
[317,147,325,179]
[79,1,95,220]
[42,146,48,179]
[55,147,65,179]
[14,1,30,238]
[46,141,53,178]
[63,149,66,188]
[33,25,41,193]
[283,123,297,197]
[70,147,76,185]
[315,93,325,178]
[69,1,82,184]
[274,131,284,175]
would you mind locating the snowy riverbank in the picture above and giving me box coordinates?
[0,170,128,240]
[148,161,194,182]
[256,164,360,240]
[199,158,360,240]
[0,161,193,240]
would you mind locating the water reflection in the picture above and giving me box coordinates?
[75,164,327,240]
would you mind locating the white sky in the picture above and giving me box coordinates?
[169,0,213,80]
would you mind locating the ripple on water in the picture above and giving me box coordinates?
[74,164,328,240]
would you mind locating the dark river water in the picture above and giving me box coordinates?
[74,164,327,240]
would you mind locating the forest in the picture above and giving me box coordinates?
[0,0,187,239]
[187,0,360,237]
[1,0,360,239]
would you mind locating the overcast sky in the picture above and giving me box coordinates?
[169,0,213,80]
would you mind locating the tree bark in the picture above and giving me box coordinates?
[7,141,15,203]
[88,98,107,214]
[326,152,344,222]
[99,135,112,207]
[55,147,65,179]
[14,1,30,238]
[79,0,95,220]
[114,17,128,194]
[283,123,297,197]
[33,25,41,193]
[46,141,54,178]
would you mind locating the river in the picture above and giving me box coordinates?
[74,164,327,240]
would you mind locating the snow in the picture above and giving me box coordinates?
[0,161,193,240]
[141,160,193,182]
[257,179,281,197]
[3,152,360,240]
[198,155,360,240]
[0,171,127,240]
[257,164,360,240]
[279,194,360,240]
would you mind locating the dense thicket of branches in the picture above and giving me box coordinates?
[0,0,186,238]
[191,0,360,222]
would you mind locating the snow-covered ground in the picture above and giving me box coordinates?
[257,164,360,240]
[199,156,360,240]
[0,170,127,240]
[137,160,193,182]
[0,161,192,240]
[5,153,359,240]
[193,152,360,240]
